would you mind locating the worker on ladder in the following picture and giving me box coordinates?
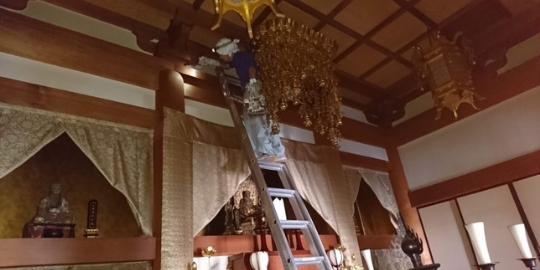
[210,38,286,162]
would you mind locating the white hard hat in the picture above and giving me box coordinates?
[213,38,240,56]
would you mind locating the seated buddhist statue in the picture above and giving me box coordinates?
[34,183,71,223]
[23,183,74,238]
[234,190,262,234]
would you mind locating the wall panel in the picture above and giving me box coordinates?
[513,175,540,251]
[457,186,523,269]
[419,201,475,270]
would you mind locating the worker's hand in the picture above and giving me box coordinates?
[249,78,258,85]
[198,56,221,67]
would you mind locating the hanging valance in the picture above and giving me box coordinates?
[160,108,250,270]
[0,103,153,236]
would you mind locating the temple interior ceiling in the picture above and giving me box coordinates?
[2,0,539,125]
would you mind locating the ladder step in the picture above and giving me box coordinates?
[258,160,285,171]
[280,220,309,230]
[267,187,296,198]
[293,256,325,266]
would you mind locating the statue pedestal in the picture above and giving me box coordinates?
[23,223,76,238]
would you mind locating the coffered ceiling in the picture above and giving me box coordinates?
[2,0,538,126]
[178,0,537,116]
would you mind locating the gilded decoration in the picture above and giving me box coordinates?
[211,0,285,38]
[412,31,485,119]
[252,18,343,146]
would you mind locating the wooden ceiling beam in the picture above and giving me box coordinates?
[312,0,354,32]
[284,0,412,68]
[0,8,172,90]
[68,0,176,30]
[391,0,438,29]
[192,0,205,10]
[0,76,157,129]
[334,0,422,64]
[0,0,29,10]
[340,152,388,172]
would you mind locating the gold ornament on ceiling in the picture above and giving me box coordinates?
[412,31,485,120]
[211,0,285,38]
[251,18,343,146]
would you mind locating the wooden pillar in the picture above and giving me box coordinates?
[386,142,432,264]
[153,70,185,270]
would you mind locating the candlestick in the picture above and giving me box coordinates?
[361,249,374,270]
[509,224,534,259]
[465,222,492,265]
[476,263,497,270]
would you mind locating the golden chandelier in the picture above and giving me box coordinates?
[251,18,343,146]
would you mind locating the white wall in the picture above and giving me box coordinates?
[398,86,540,190]
[420,185,533,270]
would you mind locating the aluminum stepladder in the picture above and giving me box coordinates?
[215,67,333,270]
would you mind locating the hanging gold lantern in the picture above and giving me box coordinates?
[211,0,285,38]
[251,18,342,146]
[412,31,485,120]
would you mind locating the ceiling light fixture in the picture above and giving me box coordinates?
[412,31,484,120]
[251,18,343,146]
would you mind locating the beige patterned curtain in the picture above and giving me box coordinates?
[161,109,250,270]
[0,103,153,236]
[282,139,361,265]
[3,261,151,270]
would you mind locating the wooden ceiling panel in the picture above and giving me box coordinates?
[298,0,340,15]
[336,45,387,77]
[371,12,426,52]
[400,35,431,61]
[319,25,356,56]
[415,0,476,24]
[334,0,400,35]
[277,1,320,28]
[183,0,195,3]
[364,61,411,88]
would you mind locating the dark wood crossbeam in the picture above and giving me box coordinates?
[313,0,354,31]
[284,0,413,68]
[334,0,422,64]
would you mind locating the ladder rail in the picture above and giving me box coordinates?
[216,67,332,270]
[215,67,296,270]
[277,169,334,270]
[260,160,332,268]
